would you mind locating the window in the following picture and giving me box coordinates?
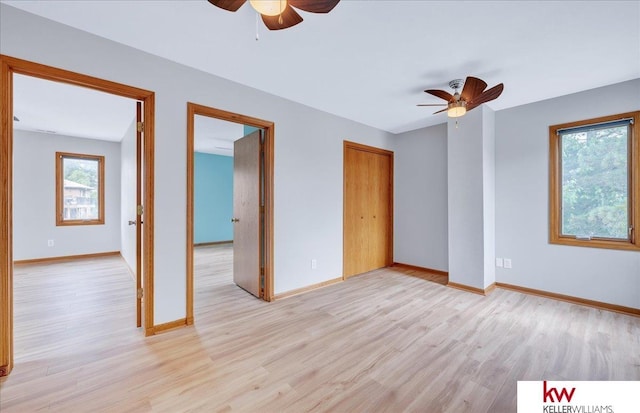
[549,111,639,250]
[56,152,105,226]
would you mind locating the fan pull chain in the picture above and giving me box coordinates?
[255,12,260,41]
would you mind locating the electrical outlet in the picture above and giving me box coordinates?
[311,259,317,270]
[496,258,503,267]
[47,239,54,247]
[504,258,512,269]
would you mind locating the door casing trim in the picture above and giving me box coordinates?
[186,102,275,325]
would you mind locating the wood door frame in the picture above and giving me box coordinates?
[135,101,143,328]
[0,55,156,377]
[343,140,394,279]
[186,102,275,325]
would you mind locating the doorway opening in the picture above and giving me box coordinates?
[0,55,156,377]
[186,103,274,325]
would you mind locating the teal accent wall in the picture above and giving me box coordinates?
[194,152,234,243]
[244,125,260,135]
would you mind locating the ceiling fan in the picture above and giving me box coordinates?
[207,0,340,30]
[417,76,504,118]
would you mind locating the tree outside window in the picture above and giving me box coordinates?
[549,111,639,251]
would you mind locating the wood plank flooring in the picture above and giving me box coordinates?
[1,243,639,412]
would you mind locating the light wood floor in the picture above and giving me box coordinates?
[1,244,638,412]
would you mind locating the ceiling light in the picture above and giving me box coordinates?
[447,101,467,118]
[208,0,339,31]
[249,0,287,16]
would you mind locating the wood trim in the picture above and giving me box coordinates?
[0,55,154,100]
[55,152,105,226]
[343,141,394,279]
[273,277,343,300]
[0,58,13,377]
[264,123,275,302]
[143,92,155,337]
[496,282,640,317]
[447,281,496,296]
[148,318,189,335]
[135,101,143,328]
[343,140,394,156]
[13,251,120,265]
[194,241,233,247]
[392,262,449,277]
[549,111,640,251]
[0,55,156,374]
[186,104,195,325]
[186,102,276,325]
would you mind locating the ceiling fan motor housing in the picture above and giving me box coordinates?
[448,79,464,91]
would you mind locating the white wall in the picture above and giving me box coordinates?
[393,123,448,271]
[13,130,121,260]
[482,107,496,287]
[120,119,136,271]
[447,108,492,289]
[495,79,640,308]
[0,5,393,323]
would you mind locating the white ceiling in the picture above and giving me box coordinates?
[13,73,245,155]
[4,1,640,134]
[13,74,135,141]
[194,115,246,156]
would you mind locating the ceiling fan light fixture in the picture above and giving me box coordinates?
[249,0,287,16]
[447,100,467,118]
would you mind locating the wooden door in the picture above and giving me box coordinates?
[135,102,143,327]
[232,130,262,297]
[344,142,393,278]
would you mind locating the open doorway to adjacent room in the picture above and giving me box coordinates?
[186,103,274,326]
[0,56,155,377]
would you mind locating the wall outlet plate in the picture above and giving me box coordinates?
[496,258,503,267]
[504,258,512,269]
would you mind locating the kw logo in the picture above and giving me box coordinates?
[543,381,576,403]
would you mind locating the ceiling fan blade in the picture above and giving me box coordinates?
[417,104,447,107]
[424,89,454,102]
[460,76,487,102]
[433,108,448,115]
[467,83,504,111]
[262,5,303,30]
[289,0,340,13]
[207,0,246,12]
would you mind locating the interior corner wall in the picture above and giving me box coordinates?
[393,123,448,272]
[194,152,233,244]
[495,79,640,308]
[13,130,121,260]
[120,118,136,271]
[481,107,496,287]
[0,4,393,323]
[448,108,492,289]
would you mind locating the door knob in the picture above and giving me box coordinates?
[128,220,137,226]
[231,218,239,223]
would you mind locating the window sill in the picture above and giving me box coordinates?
[550,236,640,251]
